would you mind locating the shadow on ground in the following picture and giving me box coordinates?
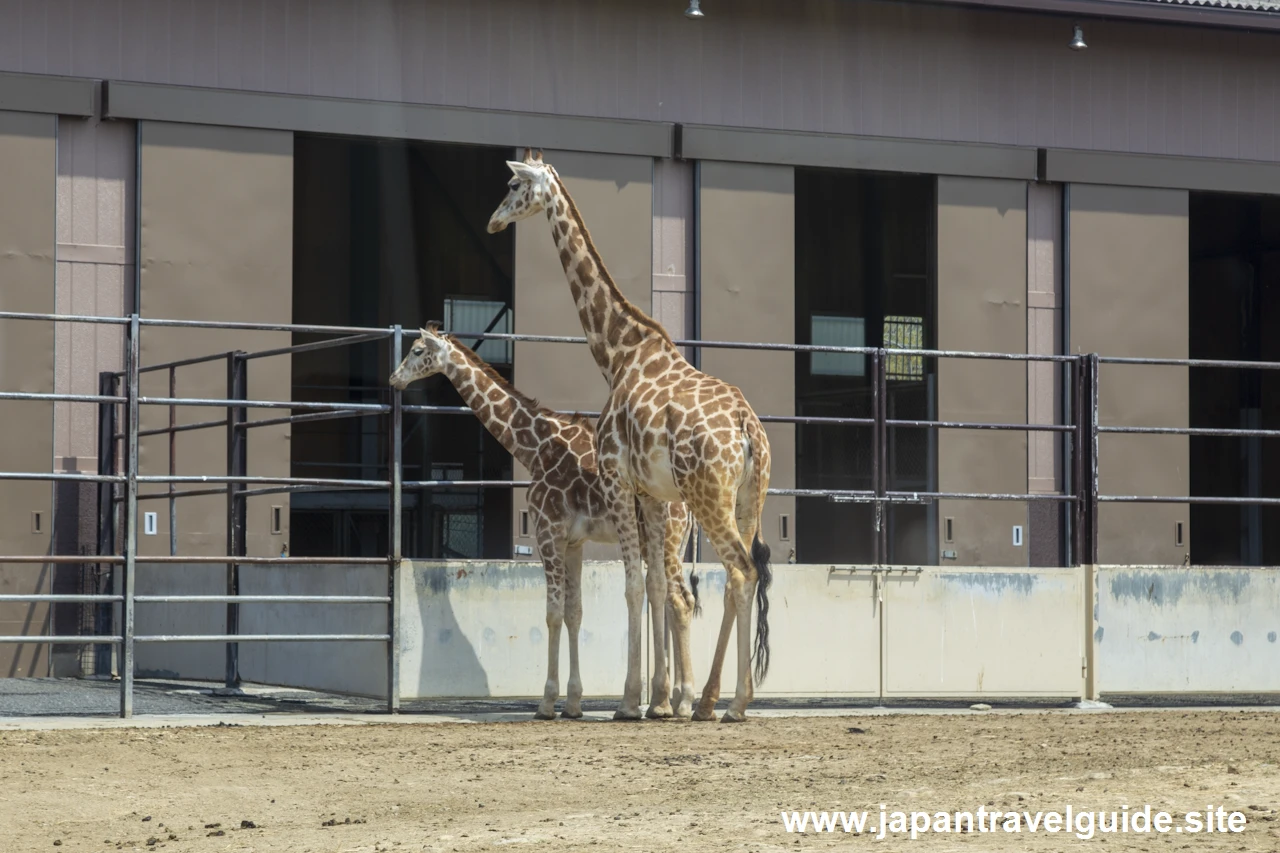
[1,677,1278,719]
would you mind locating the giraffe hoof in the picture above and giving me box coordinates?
[612,708,643,721]
[690,706,718,722]
[720,709,748,723]
[560,708,583,720]
[645,702,674,719]
[533,709,556,721]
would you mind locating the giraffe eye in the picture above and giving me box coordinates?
[412,348,424,356]
[509,179,520,190]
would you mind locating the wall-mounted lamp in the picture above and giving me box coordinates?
[685,0,705,20]
[1069,23,1087,51]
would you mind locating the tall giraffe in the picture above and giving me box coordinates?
[389,324,701,719]
[487,150,773,722]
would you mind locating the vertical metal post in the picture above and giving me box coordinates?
[224,352,248,689]
[121,314,140,718]
[876,349,890,565]
[387,326,403,713]
[168,366,177,557]
[96,372,119,677]
[870,350,884,567]
[1073,354,1100,567]
[1087,353,1100,566]
[1072,357,1086,567]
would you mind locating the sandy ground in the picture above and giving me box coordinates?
[1,710,1278,852]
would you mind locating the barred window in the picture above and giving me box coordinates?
[883,314,924,381]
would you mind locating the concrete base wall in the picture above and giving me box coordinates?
[133,562,390,697]
[135,561,1096,701]
[133,561,1280,701]
[1094,566,1280,694]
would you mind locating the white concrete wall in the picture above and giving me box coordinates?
[134,561,1280,701]
[398,560,632,701]
[134,560,1096,701]
[682,564,880,698]
[1095,566,1280,694]
[883,567,1083,697]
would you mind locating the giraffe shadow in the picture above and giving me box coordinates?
[412,562,493,698]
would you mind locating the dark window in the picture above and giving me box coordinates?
[795,169,936,564]
[1189,192,1280,566]
[291,135,515,559]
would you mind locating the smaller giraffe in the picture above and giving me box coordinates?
[390,324,702,719]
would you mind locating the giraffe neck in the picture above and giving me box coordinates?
[441,339,543,471]
[546,172,680,381]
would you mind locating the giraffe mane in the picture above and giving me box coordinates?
[442,333,554,416]
[549,168,676,348]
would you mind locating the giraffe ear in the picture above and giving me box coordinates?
[506,160,538,180]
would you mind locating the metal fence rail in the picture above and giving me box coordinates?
[1,309,1273,716]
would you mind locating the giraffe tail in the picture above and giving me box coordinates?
[739,414,773,685]
[685,508,703,617]
[751,531,772,685]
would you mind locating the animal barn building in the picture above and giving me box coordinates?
[2,0,1280,679]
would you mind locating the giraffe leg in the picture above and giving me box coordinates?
[691,580,736,722]
[639,496,672,719]
[723,570,758,723]
[666,599,687,717]
[665,601,677,712]
[561,542,585,720]
[665,510,696,719]
[601,474,647,721]
[534,521,568,721]
[692,507,758,723]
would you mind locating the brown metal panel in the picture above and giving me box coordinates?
[698,161,796,562]
[681,125,1038,181]
[0,70,97,117]
[1045,148,1280,195]
[0,109,56,675]
[1069,184,1189,566]
[937,176,1028,566]
[55,116,134,472]
[104,81,675,160]
[6,1,1280,163]
[652,159,695,360]
[512,150,652,561]
[138,121,292,559]
[1027,182,1063,566]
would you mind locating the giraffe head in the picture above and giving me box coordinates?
[486,148,556,234]
[389,323,451,390]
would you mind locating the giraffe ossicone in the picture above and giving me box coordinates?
[487,148,774,723]
[389,325,702,719]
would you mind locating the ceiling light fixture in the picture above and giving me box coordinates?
[1069,23,1087,51]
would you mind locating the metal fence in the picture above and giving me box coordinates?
[1,309,1278,716]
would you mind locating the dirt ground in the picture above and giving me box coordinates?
[2,710,1278,852]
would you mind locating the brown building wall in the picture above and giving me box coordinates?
[0,0,1271,576]
[1026,181,1065,567]
[0,110,56,676]
[3,1,1280,164]
[137,121,293,559]
[1069,184,1190,566]
[698,161,796,562]
[511,149,653,562]
[936,177,1028,566]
